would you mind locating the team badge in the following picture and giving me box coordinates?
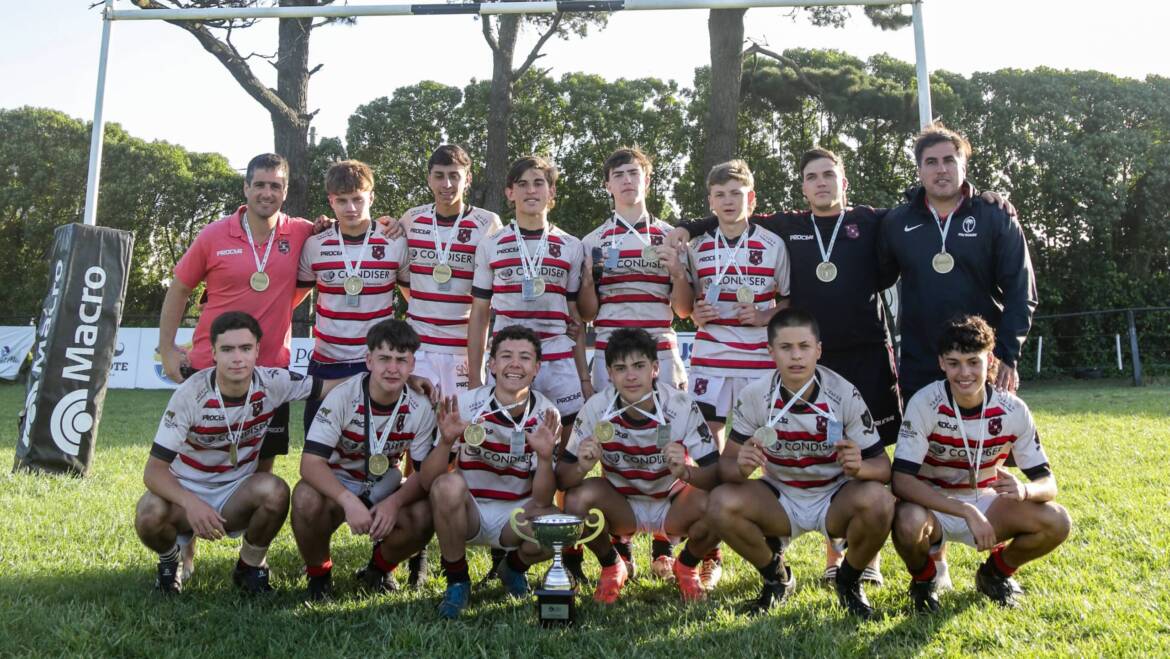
[861,410,874,429]
[693,378,708,395]
[749,250,763,265]
[251,400,263,416]
[652,234,663,246]
[458,228,472,243]
[816,416,828,433]
[372,245,385,260]
[396,412,407,431]
[278,239,290,254]
[548,242,561,258]
[962,217,977,233]
[989,417,1002,436]
[844,223,860,239]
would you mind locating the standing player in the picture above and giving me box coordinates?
[398,145,502,396]
[557,328,720,604]
[292,320,438,600]
[708,309,894,618]
[891,315,1069,611]
[134,311,341,594]
[422,325,562,620]
[468,156,593,448]
[298,159,406,432]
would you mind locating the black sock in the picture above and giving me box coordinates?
[838,557,863,586]
[678,546,701,569]
[599,546,620,568]
[563,546,584,572]
[612,536,632,562]
[441,556,470,585]
[505,550,530,574]
[651,538,674,559]
[757,552,783,584]
[489,547,505,566]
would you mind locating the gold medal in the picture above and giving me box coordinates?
[249,271,269,292]
[815,261,838,283]
[753,426,778,448]
[368,453,390,477]
[932,252,955,274]
[969,469,978,490]
[736,286,754,304]
[464,422,486,446]
[229,442,239,466]
[594,420,615,442]
[433,263,453,284]
[642,244,659,261]
[343,275,364,295]
[531,277,546,298]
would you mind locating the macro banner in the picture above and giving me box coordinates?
[14,223,133,476]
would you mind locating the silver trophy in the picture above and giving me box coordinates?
[509,508,605,625]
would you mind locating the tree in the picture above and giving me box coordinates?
[128,0,348,218]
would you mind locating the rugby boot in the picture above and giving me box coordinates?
[740,565,796,616]
[975,563,1019,608]
[438,582,471,620]
[232,561,274,595]
[355,562,399,593]
[407,550,429,589]
[673,558,707,603]
[861,565,885,587]
[908,579,941,613]
[155,559,182,595]
[306,573,333,602]
[835,569,874,619]
[497,560,530,598]
[700,557,724,591]
[593,558,629,605]
[650,555,676,582]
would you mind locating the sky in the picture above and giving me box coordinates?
[2,0,1169,170]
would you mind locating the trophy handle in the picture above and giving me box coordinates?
[509,508,539,545]
[574,508,606,549]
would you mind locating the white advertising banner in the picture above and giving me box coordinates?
[0,326,35,380]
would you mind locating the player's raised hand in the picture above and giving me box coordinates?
[436,396,469,445]
[659,242,686,278]
[737,440,766,478]
[963,505,998,551]
[663,442,690,481]
[835,439,862,477]
[369,497,400,540]
[992,466,1026,500]
[375,215,405,239]
[342,496,374,536]
[312,215,337,235]
[576,434,601,469]
[665,226,691,252]
[693,298,720,326]
[528,409,561,459]
[185,497,227,540]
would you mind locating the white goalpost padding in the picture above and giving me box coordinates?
[82,0,933,226]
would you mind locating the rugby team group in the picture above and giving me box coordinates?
[134,123,1071,620]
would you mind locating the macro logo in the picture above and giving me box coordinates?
[50,389,94,456]
[51,265,108,455]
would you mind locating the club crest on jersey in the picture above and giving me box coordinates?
[693,378,708,395]
[749,250,763,265]
[458,228,472,243]
[817,416,828,433]
[278,239,290,254]
[396,412,407,431]
[372,245,385,260]
[548,242,562,258]
[651,233,663,246]
[844,223,860,239]
[251,400,263,416]
[988,417,1002,436]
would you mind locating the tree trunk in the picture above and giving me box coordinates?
[274,4,313,219]
[703,9,746,174]
[482,15,520,216]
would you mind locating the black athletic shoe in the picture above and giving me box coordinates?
[479,548,506,586]
[565,559,591,590]
[835,570,874,619]
[408,551,429,589]
[232,562,273,595]
[306,574,333,602]
[908,579,940,613]
[355,563,398,593]
[975,563,1018,608]
[740,565,795,616]
[156,560,182,595]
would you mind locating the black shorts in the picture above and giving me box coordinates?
[821,344,902,446]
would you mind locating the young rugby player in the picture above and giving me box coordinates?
[134,311,342,595]
[423,325,563,620]
[891,315,1069,611]
[557,328,719,603]
[708,309,894,618]
[292,320,438,601]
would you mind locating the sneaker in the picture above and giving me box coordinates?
[232,562,273,595]
[497,561,530,598]
[355,563,399,593]
[155,560,182,595]
[821,565,838,585]
[650,555,676,582]
[834,570,874,619]
[673,559,707,603]
[908,579,940,613]
[740,565,795,616]
[933,558,953,592]
[408,551,429,589]
[861,565,884,587]
[700,558,723,591]
[975,563,1019,608]
[593,559,629,604]
[306,573,333,602]
[438,581,471,620]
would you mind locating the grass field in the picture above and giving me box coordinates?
[1,379,1168,657]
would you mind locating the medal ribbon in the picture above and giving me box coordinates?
[211,374,255,464]
[927,203,959,256]
[763,372,818,429]
[600,390,663,425]
[366,383,407,462]
[712,229,748,288]
[512,222,549,281]
[242,212,277,275]
[811,210,846,265]
[431,203,469,268]
[490,390,536,437]
[950,386,989,496]
[339,226,373,281]
[610,211,653,252]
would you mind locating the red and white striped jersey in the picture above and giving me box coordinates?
[580,214,680,355]
[298,226,406,363]
[302,374,436,488]
[472,222,583,362]
[729,366,882,495]
[400,204,502,354]
[686,224,791,377]
[893,381,1051,490]
[563,383,718,499]
[150,367,320,486]
[449,386,560,502]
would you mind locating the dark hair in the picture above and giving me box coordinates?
[428,144,473,173]
[245,153,289,185]
[210,311,262,347]
[366,319,420,354]
[490,325,542,361]
[603,147,653,181]
[766,308,821,344]
[604,328,659,367]
[506,156,558,189]
[798,147,843,176]
[706,159,754,189]
[913,122,973,166]
[325,159,375,195]
[936,314,999,383]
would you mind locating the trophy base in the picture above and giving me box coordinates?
[535,588,576,626]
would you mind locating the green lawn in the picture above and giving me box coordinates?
[1,380,1167,657]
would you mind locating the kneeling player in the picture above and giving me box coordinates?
[891,315,1070,611]
[707,309,893,618]
[557,328,719,604]
[134,311,341,594]
[423,325,562,619]
[292,320,438,600]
